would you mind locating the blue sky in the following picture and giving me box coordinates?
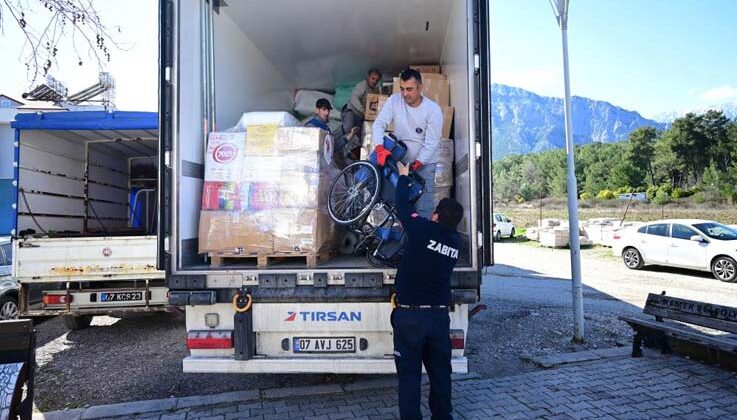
[491,0,737,119]
[1,1,734,119]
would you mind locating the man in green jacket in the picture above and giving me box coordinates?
[340,67,382,159]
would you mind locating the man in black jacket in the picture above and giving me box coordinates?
[392,161,464,420]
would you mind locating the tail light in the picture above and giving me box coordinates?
[450,329,465,349]
[43,293,72,305]
[492,223,496,229]
[613,232,621,240]
[187,331,233,349]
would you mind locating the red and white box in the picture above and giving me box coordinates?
[204,132,246,182]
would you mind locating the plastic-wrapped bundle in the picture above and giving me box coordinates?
[435,138,454,187]
[434,186,452,208]
[199,125,338,256]
[228,111,300,132]
[293,90,341,121]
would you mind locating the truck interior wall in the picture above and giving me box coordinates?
[18,130,157,236]
[18,131,86,233]
[440,0,474,259]
[87,144,129,231]
[175,0,475,270]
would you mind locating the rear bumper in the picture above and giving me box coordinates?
[183,356,468,374]
[23,305,169,317]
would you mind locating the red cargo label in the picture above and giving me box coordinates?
[212,143,238,163]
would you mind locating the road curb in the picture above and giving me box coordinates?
[33,372,485,419]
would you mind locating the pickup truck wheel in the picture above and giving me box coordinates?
[495,230,502,242]
[62,314,93,330]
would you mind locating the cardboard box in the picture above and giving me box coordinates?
[272,209,337,253]
[421,73,450,107]
[276,173,329,209]
[198,210,274,254]
[393,74,450,107]
[245,124,279,156]
[442,106,454,139]
[204,132,246,182]
[364,93,389,121]
[201,181,246,211]
[411,64,441,74]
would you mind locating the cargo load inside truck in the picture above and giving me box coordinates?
[170,0,484,272]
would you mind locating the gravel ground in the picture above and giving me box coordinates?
[32,241,736,412]
[33,313,366,412]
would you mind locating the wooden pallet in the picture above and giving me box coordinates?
[209,250,335,268]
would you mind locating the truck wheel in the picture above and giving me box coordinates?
[62,314,93,330]
[495,230,502,242]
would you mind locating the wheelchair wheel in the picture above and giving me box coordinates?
[328,161,381,225]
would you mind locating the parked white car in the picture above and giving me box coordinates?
[612,219,737,282]
[492,213,516,242]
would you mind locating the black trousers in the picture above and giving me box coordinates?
[392,308,453,420]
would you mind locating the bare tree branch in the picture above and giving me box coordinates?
[0,0,123,85]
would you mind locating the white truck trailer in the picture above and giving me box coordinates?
[159,0,493,373]
[10,111,167,330]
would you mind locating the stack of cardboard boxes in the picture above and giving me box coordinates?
[199,126,338,258]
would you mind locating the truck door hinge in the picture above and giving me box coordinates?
[164,236,170,252]
[164,151,171,168]
[474,54,480,72]
[478,232,483,247]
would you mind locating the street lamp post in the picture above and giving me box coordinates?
[550,0,585,343]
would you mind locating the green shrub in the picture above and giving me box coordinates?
[615,186,634,194]
[597,189,616,200]
[653,189,671,205]
[646,185,659,200]
[671,188,684,199]
[580,192,592,200]
[694,192,705,204]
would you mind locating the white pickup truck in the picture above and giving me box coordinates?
[158,0,494,373]
[10,111,167,330]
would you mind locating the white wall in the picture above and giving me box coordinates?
[440,0,474,243]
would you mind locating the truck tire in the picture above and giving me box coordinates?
[62,314,93,330]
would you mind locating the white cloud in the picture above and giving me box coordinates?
[491,67,562,97]
[699,85,737,102]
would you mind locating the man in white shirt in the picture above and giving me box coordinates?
[371,69,443,218]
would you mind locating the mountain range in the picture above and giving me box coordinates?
[491,84,666,160]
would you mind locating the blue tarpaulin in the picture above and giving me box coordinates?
[11,110,158,131]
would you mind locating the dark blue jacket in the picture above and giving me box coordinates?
[394,175,460,306]
[304,116,331,132]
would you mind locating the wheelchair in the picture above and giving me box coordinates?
[327,136,424,267]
